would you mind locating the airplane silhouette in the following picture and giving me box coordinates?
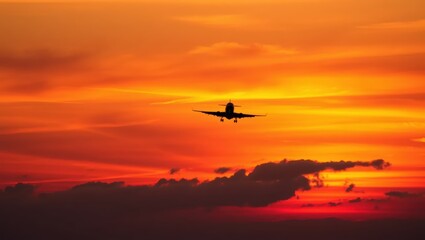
[193,101,266,123]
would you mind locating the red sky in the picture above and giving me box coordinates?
[0,0,424,220]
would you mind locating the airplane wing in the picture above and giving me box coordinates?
[193,110,227,117]
[234,112,267,118]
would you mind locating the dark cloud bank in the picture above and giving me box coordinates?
[1,158,424,240]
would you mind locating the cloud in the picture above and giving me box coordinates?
[311,172,324,188]
[328,201,342,207]
[71,181,125,191]
[3,182,35,196]
[0,159,389,212]
[301,203,315,208]
[169,168,181,175]
[0,50,90,94]
[248,159,390,181]
[345,183,355,193]
[358,19,425,30]
[348,197,362,203]
[385,191,423,198]
[0,168,310,218]
[174,14,262,28]
[413,138,425,143]
[153,169,310,208]
[0,50,87,72]
[189,42,296,57]
[214,167,232,174]
[365,198,389,203]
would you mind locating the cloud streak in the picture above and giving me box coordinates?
[385,191,423,198]
[189,42,296,57]
[358,19,425,30]
[174,14,263,28]
[0,50,88,72]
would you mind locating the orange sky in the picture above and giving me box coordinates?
[0,0,424,218]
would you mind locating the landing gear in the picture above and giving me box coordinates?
[234,118,238,123]
[220,118,224,122]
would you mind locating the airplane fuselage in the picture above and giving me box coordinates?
[193,101,264,123]
[225,102,235,119]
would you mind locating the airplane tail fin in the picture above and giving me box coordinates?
[219,104,241,107]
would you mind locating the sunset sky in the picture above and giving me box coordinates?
[1,0,425,227]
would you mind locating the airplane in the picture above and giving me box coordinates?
[193,101,266,123]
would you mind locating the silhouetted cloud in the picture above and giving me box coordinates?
[0,172,310,224]
[248,159,389,181]
[348,197,362,203]
[71,181,125,191]
[214,167,232,174]
[385,191,423,198]
[328,201,342,207]
[346,184,355,192]
[3,182,35,196]
[0,159,390,214]
[169,168,180,175]
[311,172,324,188]
[365,198,389,203]
[301,203,315,208]
[152,169,310,208]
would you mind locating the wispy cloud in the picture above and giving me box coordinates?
[0,50,88,72]
[189,42,297,57]
[413,138,425,143]
[174,14,263,28]
[358,19,425,30]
